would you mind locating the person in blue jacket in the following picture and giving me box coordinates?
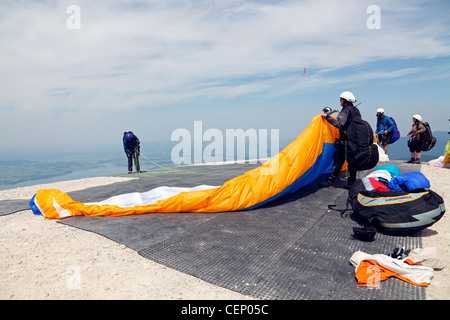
[375,108,394,154]
[123,131,141,174]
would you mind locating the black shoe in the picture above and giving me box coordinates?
[387,244,410,259]
[319,181,334,188]
[414,159,421,164]
[406,158,415,163]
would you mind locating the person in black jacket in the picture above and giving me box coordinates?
[319,91,359,189]
[406,114,426,164]
[123,131,141,173]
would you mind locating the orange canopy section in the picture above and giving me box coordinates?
[30,115,341,219]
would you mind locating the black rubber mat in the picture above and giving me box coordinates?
[0,199,31,216]
[138,180,424,300]
[1,161,426,299]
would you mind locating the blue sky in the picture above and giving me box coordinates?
[1,0,449,157]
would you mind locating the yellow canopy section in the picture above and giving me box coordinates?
[31,115,341,219]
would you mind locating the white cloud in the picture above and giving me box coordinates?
[0,0,449,117]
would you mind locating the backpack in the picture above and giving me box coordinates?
[350,188,445,235]
[387,116,400,144]
[421,122,436,152]
[344,108,379,171]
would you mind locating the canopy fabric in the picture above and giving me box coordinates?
[30,115,341,219]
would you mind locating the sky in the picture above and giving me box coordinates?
[1,0,449,159]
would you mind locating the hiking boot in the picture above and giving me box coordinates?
[319,180,334,188]
[414,159,421,164]
[406,158,415,163]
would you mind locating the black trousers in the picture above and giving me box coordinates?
[408,139,422,153]
[127,152,139,172]
[328,142,357,186]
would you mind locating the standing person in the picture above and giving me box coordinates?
[123,131,141,173]
[375,108,394,154]
[406,115,426,164]
[320,91,359,189]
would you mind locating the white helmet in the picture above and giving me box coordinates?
[413,114,422,122]
[377,108,384,113]
[339,91,356,103]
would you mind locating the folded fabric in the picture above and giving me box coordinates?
[366,169,392,182]
[407,247,446,270]
[388,172,430,192]
[350,251,434,287]
[428,156,450,168]
[377,145,390,162]
[359,177,390,192]
[375,165,400,178]
[368,178,390,191]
